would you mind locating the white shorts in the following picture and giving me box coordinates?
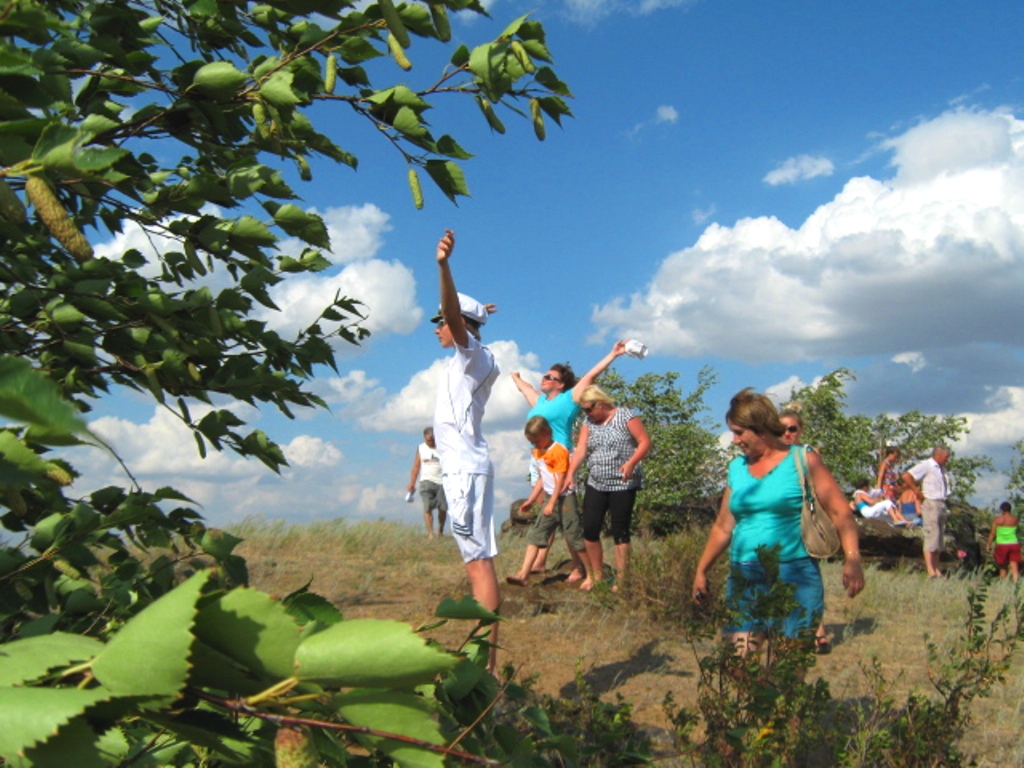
[442,472,497,563]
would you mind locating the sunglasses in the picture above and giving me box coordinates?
[582,403,598,413]
[785,425,800,433]
[434,319,447,329]
[542,374,562,383]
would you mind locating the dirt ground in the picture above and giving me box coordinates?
[238,527,1023,766]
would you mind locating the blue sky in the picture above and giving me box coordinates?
[74,0,1024,525]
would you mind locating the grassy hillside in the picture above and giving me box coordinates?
[232,517,1024,766]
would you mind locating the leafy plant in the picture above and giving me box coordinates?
[526,661,652,767]
[664,548,833,768]
[660,547,1024,767]
[1,1,575,764]
[0,577,581,766]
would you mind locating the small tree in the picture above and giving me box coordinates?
[0,1,574,763]
[600,366,725,533]
[1005,440,1024,508]
[785,369,990,497]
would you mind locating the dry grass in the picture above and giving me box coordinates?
[232,517,1024,766]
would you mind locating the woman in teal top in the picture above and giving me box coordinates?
[693,389,864,653]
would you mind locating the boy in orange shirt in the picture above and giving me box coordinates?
[506,416,593,588]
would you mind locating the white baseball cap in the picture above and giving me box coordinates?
[431,293,488,326]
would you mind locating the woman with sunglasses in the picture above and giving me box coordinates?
[567,385,651,591]
[510,340,629,450]
[693,391,863,656]
[510,341,629,578]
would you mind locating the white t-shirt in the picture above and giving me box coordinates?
[907,458,950,500]
[433,334,499,475]
[417,443,443,484]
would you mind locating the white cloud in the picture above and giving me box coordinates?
[763,154,835,186]
[961,386,1024,451]
[692,205,716,225]
[764,375,805,405]
[656,105,679,124]
[284,435,343,468]
[264,257,420,340]
[892,352,927,372]
[564,0,695,23]
[261,203,420,343]
[881,108,1015,185]
[592,108,1024,364]
[317,204,391,265]
[627,103,681,138]
[86,405,256,480]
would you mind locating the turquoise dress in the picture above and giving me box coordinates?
[724,445,822,637]
[727,447,809,563]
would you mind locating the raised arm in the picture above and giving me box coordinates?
[510,372,541,408]
[808,451,864,598]
[571,341,628,403]
[436,229,468,348]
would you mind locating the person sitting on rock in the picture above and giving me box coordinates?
[852,478,912,526]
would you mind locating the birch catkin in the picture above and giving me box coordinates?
[25,176,93,263]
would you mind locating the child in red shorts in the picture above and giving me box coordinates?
[985,501,1020,581]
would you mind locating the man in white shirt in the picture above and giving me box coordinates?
[902,446,951,578]
[407,427,447,538]
[432,229,501,671]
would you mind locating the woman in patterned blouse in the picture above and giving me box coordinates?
[568,385,651,591]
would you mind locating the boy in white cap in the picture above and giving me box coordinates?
[432,229,501,671]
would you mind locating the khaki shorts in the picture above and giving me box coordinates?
[921,499,948,553]
[526,492,584,551]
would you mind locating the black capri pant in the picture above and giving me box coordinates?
[582,485,637,544]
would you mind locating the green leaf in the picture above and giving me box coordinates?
[283,587,343,627]
[0,688,111,760]
[393,106,429,139]
[192,587,303,681]
[13,715,108,768]
[199,528,243,559]
[259,70,301,108]
[272,204,330,247]
[295,619,457,688]
[334,690,446,768]
[0,633,105,687]
[192,61,248,100]
[435,595,499,622]
[423,160,469,203]
[0,356,87,437]
[0,431,51,485]
[90,570,211,701]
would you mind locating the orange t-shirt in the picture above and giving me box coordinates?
[531,441,570,497]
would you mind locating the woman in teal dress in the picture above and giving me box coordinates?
[692,389,864,653]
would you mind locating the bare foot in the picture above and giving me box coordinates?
[566,569,584,584]
[505,575,527,587]
[578,579,594,591]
